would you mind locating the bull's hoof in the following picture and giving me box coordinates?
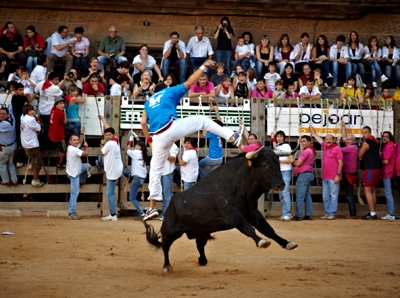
[163,264,173,273]
[285,242,298,250]
[198,256,208,266]
[257,239,271,248]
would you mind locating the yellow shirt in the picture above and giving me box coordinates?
[393,90,400,101]
[340,86,361,98]
[378,96,393,101]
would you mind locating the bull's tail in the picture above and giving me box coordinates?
[144,222,162,249]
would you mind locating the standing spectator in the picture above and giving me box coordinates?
[310,127,343,220]
[81,57,106,85]
[47,25,75,74]
[299,78,321,100]
[264,61,281,92]
[329,35,351,89]
[178,137,199,190]
[71,27,90,74]
[312,34,332,83]
[238,121,262,153]
[99,115,123,221]
[380,131,396,220]
[0,22,26,67]
[132,44,163,84]
[188,73,215,98]
[0,107,18,186]
[66,131,91,220]
[359,126,381,220]
[186,25,213,74]
[23,25,44,73]
[65,85,86,141]
[275,33,295,75]
[293,32,313,73]
[364,36,388,88]
[340,123,359,219]
[30,55,47,85]
[382,36,400,88]
[82,74,104,96]
[20,105,44,186]
[97,25,128,71]
[48,96,67,167]
[348,31,365,86]
[214,17,233,75]
[161,32,187,83]
[256,35,274,78]
[293,135,316,221]
[271,131,293,221]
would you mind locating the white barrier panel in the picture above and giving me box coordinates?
[267,106,393,137]
[78,96,105,136]
[120,97,251,131]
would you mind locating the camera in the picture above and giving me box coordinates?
[222,23,227,28]
[29,45,35,50]
[68,72,75,79]
[109,53,115,58]
[172,41,178,46]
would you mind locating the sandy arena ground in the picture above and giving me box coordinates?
[0,216,399,297]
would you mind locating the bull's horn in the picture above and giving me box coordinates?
[274,143,300,156]
[246,146,265,159]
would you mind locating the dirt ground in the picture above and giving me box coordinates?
[0,216,399,298]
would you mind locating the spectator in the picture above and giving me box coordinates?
[30,55,47,85]
[273,80,285,100]
[48,96,67,167]
[0,22,26,67]
[363,83,376,101]
[19,67,36,100]
[247,68,257,90]
[110,74,130,96]
[132,44,163,84]
[0,106,18,186]
[298,63,314,88]
[188,73,215,97]
[393,88,400,100]
[339,76,363,104]
[378,87,392,103]
[281,63,298,91]
[364,36,388,88]
[256,35,274,78]
[47,25,75,74]
[238,122,262,153]
[66,130,91,220]
[264,61,281,92]
[97,25,128,71]
[108,60,133,85]
[275,33,295,75]
[81,57,106,85]
[285,82,300,99]
[251,77,273,99]
[241,31,256,67]
[23,25,44,73]
[293,32,313,73]
[163,73,177,87]
[215,75,234,99]
[231,64,244,87]
[234,71,251,98]
[214,17,233,75]
[7,65,23,83]
[99,115,123,221]
[313,68,325,92]
[133,70,156,97]
[233,37,252,73]
[71,27,90,74]
[299,78,321,100]
[178,137,199,190]
[210,62,225,87]
[59,68,82,95]
[348,31,365,86]
[65,85,86,141]
[330,35,351,89]
[161,31,187,83]
[380,131,396,220]
[312,34,332,83]
[186,25,213,74]
[82,74,104,96]
[382,36,400,88]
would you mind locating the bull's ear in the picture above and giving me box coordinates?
[247,160,252,167]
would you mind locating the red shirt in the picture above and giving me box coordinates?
[48,107,65,142]
[82,82,104,95]
[23,33,45,50]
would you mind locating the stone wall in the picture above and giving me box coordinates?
[1,8,400,57]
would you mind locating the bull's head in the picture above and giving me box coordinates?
[245,143,299,159]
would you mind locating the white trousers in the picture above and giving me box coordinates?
[148,116,234,201]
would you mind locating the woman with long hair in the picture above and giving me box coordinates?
[274,34,294,75]
[133,70,156,97]
[348,31,365,85]
[312,34,332,83]
[81,57,106,85]
[23,25,45,73]
[382,36,400,88]
[214,16,234,75]
[255,35,274,78]
[132,44,163,84]
[281,63,298,91]
[363,36,388,88]
[163,73,177,87]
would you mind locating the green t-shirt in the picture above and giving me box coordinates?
[99,36,126,55]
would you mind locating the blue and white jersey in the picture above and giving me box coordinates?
[206,132,222,159]
[143,84,188,134]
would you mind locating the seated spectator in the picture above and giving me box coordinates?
[210,62,225,87]
[242,31,256,67]
[110,74,130,96]
[299,77,321,100]
[339,76,362,104]
[177,137,199,190]
[273,80,285,100]
[109,60,133,85]
[7,65,23,82]
[133,70,156,97]
[82,74,104,96]
[264,61,281,92]
[0,60,5,79]
[215,76,234,99]
[30,54,47,85]
[163,73,177,87]
[348,31,365,86]
[362,83,375,101]
[161,31,186,83]
[231,64,244,87]
[393,88,400,100]
[186,25,213,74]
[233,37,252,73]
[293,32,313,73]
[281,62,298,91]
[19,67,36,100]
[298,63,314,88]
[256,35,274,78]
[47,25,75,74]
[97,25,128,71]
[188,73,215,97]
[234,71,251,98]
[313,68,325,92]
[65,85,86,141]
[285,82,300,99]
[251,77,273,98]
[214,17,234,76]
[312,34,332,83]
[59,68,82,95]
[0,22,26,68]
[71,27,90,74]
[132,44,163,84]
[6,81,16,94]
[247,68,257,90]
[382,36,400,88]
[81,57,106,85]
[275,33,295,75]
[23,25,44,73]
[363,36,388,88]
[330,35,351,89]
[48,96,67,167]
[378,87,392,102]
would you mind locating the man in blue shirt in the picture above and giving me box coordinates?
[0,107,18,186]
[140,60,243,220]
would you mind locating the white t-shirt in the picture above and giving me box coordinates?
[132,55,157,76]
[110,83,121,96]
[20,114,41,149]
[181,149,199,183]
[7,73,20,82]
[21,79,35,94]
[30,66,47,85]
[102,140,123,180]
[35,81,63,115]
[276,143,292,171]
[264,72,281,92]
[235,44,249,57]
[127,149,147,178]
[66,145,83,178]
[299,85,321,96]
[162,143,179,176]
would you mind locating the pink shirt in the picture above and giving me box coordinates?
[243,142,262,153]
[341,144,358,173]
[321,142,343,180]
[295,148,315,176]
[71,37,90,54]
[189,81,215,94]
[381,142,395,178]
[395,143,400,176]
[251,87,273,98]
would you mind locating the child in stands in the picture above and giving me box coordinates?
[264,61,281,92]
[234,71,251,98]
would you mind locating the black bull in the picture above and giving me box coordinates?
[144,146,298,272]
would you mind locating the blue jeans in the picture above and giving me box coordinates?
[161,172,173,216]
[233,57,250,72]
[368,60,384,83]
[295,172,314,218]
[161,58,187,83]
[129,176,145,216]
[350,61,365,82]
[256,61,268,79]
[73,55,89,73]
[189,57,207,74]
[106,179,117,215]
[199,157,222,178]
[385,64,400,85]
[67,163,91,214]
[0,142,18,184]
[26,56,38,73]
[382,178,395,215]
[65,121,81,144]
[331,61,352,84]
[322,179,340,216]
[279,170,292,217]
[183,181,195,191]
[319,60,331,80]
[97,55,128,71]
[216,50,232,75]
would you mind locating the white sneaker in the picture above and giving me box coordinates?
[230,125,245,147]
[380,214,395,221]
[16,162,24,168]
[278,215,292,221]
[372,82,378,88]
[31,180,44,187]
[143,208,159,221]
[326,73,333,79]
[102,214,118,221]
[381,75,389,83]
